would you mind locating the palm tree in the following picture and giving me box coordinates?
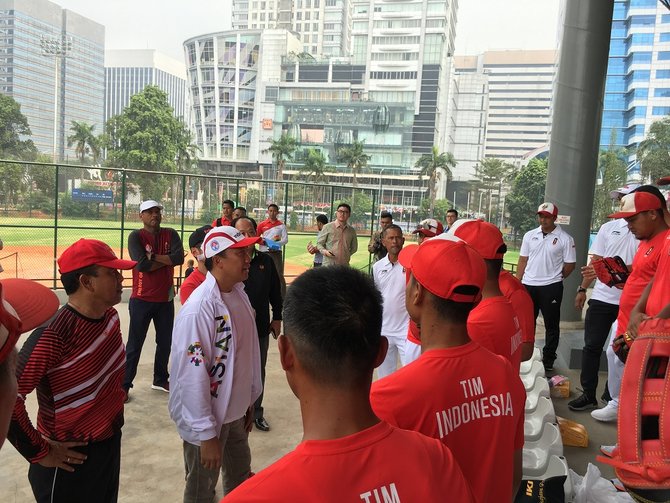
[300,148,328,223]
[67,121,100,165]
[264,133,299,181]
[337,140,370,187]
[415,146,456,218]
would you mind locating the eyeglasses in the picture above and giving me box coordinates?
[337,209,350,214]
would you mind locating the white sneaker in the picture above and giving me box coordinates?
[591,402,618,422]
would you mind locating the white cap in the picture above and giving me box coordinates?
[139,200,163,213]
[202,226,262,258]
[609,184,640,199]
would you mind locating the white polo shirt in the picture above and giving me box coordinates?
[589,218,639,306]
[372,255,410,338]
[520,224,576,286]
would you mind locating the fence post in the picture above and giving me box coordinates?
[52,164,59,289]
[120,170,127,259]
[283,180,289,265]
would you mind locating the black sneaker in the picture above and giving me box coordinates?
[568,393,598,411]
[543,360,554,372]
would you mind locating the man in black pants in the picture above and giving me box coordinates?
[517,202,576,371]
[234,217,283,432]
[124,200,184,400]
[569,186,639,411]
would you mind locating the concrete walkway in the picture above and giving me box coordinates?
[0,301,618,502]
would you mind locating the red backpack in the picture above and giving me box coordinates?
[598,318,670,501]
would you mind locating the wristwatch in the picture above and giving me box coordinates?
[577,287,587,294]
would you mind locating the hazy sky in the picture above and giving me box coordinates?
[55,0,561,61]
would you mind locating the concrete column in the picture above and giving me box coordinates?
[546,0,614,322]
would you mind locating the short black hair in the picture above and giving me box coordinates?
[235,206,247,214]
[268,203,279,211]
[418,276,479,324]
[485,258,504,277]
[633,185,667,211]
[447,209,458,217]
[316,214,328,225]
[60,265,99,295]
[204,249,233,272]
[283,266,383,386]
[380,211,392,219]
[337,203,352,213]
[381,224,403,238]
[222,199,235,208]
[231,216,258,230]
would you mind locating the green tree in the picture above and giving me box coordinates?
[67,121,100,165]
[637,117,670,183]
[338,140,370,187]
[472,157,517,223]
[339,191,373,226]
[0,93,37,160]
[299,148,327,183]
[264,133,299,182]
[415,146,456,218]
[417,198,452,221]
[104,85,196,202]
[0,161,25,207]
[593,132,628,228]
[506,158,548,235]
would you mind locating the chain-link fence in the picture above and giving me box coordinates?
[0,160,384,288]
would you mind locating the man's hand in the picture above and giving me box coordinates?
[627,311,651,341]
[244,406,254,433]
[269,320,281,339]
[323,250,334,258]
[575,291,587,311]
[200,437,221,471]
[580,264,596,283]
[38,439,88,472]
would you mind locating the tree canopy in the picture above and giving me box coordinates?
[338,139,370,187]
[67,121,100,165]
[636,117,670,183]
[415,146,456,218]
[593,132,628,228]
[264,133,299,181]
[0,93,36,160]
[506,158,548,235]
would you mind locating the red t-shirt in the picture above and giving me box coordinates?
[129,228,181,302]
[211,216,231,227]
[224,421,474,503]
[370,342,526,503]
[617,230,668,332]
[499,270,535,344]
[257,218,284,236]
[179,269,206,304]
[646,232,670,317]
[468,296,523,371]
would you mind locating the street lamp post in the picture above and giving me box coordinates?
[40,34,72,162]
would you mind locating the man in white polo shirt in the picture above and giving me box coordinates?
[568,185,639,412]
[373,224,410,377]
[517,202,576,371]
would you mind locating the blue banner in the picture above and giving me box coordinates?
[71,189,113,203]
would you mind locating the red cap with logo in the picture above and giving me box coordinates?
[398,238,486,303]
[537,202,558,218]
[608,192,662,219]
[448,219,506,260]
[58,239,137,274]
[411,218,444,238]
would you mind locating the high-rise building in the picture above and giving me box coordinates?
[105,50,187,124]
[0,0,104,161]
[601,0,670,176]
[232,0,351,57]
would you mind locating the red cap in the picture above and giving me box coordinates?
[657,176,670,186]
[58,239,137,274]
[411,218,444,237]
[537,202,558,218]
[608,192,662,219]
[398,238,485,303]
[203,225,262,258]
[448,219,506,260]
[0,279,60,363]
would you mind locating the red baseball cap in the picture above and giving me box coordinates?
[411,218,444,237]
[58,239,137,274]
[398,238,486,303]
[0,279,60,364]
[537,202,558,218]
[608,192,662,219]
[657,176,670,186]
[203,225,262,258]
[448,219,506,260]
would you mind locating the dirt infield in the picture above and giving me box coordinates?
[0,245,309,288]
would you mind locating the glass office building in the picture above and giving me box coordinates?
[0,0,104,160]
[601,0,670,174]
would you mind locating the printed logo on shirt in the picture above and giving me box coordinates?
[360,483,400,503]
[531,237,539,241]
[210,332,232,398]
[552,238,558,245]
[187,342,205,366]
[145,244,152,253]
[646,246,654,256]
[215,314,230,334]
[435,376,514,438]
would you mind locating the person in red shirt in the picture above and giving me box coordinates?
[179,225,211,304]
[224,266,474,503]
[124,200,184,400]
[9,239,136,503]
[370,239,526,503]
[211,199,235,227]
[448,220,523,370]
[499,270,536,361]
